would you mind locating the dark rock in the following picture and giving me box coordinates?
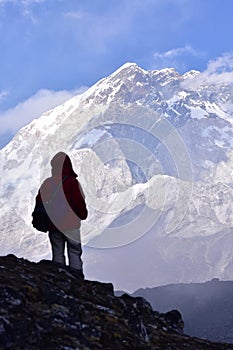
[1,255,233,349]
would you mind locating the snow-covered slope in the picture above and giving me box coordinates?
[1,62,233,291]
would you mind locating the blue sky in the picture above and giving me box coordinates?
[0,0,233,148]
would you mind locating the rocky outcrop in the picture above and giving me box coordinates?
[1,255,233,350]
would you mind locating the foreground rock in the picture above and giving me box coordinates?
[0,255,233,350]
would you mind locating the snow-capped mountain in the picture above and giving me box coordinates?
[1,62,233,292]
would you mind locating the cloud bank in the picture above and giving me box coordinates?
[152,46,205,72]
[0,87,87,140]
[182,53,233,89]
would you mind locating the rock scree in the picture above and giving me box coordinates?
[0,254,233,350]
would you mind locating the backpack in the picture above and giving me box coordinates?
[32,176,68,232]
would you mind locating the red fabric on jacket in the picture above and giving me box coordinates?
[36,175,88,231]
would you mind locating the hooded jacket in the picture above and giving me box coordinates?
[35,152,88,231]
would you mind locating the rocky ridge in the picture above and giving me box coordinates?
[1,254,233,349]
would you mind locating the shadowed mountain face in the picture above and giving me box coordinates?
[1,254,233,350]
[1,63,233,291]
[132,279,233,344]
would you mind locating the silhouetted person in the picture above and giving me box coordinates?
[34,152,88,276]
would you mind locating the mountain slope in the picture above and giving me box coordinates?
[1,62,233,291]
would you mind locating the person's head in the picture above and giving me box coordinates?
[50,152,77,178]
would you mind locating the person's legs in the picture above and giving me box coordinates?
[66,233,83,271]
[49,231,66,265]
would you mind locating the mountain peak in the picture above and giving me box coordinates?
[182,69,201,79]
[110,62,148,77]
[116,62,139,70]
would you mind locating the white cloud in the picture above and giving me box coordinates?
[22,0,45,3]
[0,90,9,103]
[0,0,44,4]
[152,45,205,72]
[0,87,88,135]
[154,46,201,59]
[182,53,233,89]
[0,0,45,3]
[63,11,86,20]
[202,53,233,77]
[0,0,46,20]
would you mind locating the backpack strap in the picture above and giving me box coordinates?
[49,176,68,203]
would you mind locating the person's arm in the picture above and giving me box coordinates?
[35,179,50,205]
[34,184,44,206]
[70,179,88,220]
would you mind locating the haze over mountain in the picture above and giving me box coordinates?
[1,63,233,292]
[132,279,233,344]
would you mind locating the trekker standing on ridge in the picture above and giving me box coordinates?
[33,152,88,277]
